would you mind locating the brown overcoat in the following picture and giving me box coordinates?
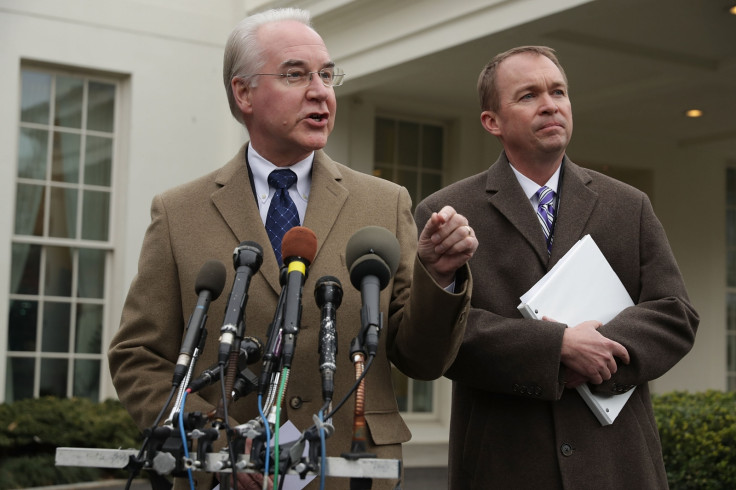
[415,152,698,490]
[108,145,471,489]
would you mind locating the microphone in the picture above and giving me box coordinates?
[280,226,318,368]
[172,260,227,387]
[345,226,401,356]
[219,242,264,364]
[189,336,263,393]
[258,265,288,396]
[315,276,342,402]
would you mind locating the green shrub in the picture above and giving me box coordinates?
[653,390,736,490]
[0,397,142,489]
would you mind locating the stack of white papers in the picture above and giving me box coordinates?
[518,234,634,425]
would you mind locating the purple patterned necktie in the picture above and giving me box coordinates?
[266,169,300,264]
[536,186,556,254]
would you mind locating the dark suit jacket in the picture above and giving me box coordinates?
[415,152,698,490]
[108,145,471,489]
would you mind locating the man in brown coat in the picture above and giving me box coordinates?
[416,46,699,489]
[108,8,478,490]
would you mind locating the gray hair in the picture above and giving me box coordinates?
[477,46,568,112]
[223,8,313,124]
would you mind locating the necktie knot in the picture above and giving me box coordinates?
[268,169,298,190]
[536,186,556,254]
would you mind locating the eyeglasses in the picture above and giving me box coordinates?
[242,67,346,88]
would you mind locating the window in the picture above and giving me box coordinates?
[374,115,445,414]
[727,168,736,391]
[5,67,117,402]
[374,116,444,208]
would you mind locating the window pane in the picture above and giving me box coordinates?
[14,183,45,237]
[40,358,68,397]
[729,334,736,372]
[55,76,84,129]
[52,131,80,183]
[82,190,110,241]
[73,359,100,401]
[729,249,736,288]
[391,367,409,412]
[728,209,736,246]
[5,357,35,401]
[397,169,417,201]
[412,380,434,413]
[18,127,49,180]
[48,186,78,239]
[11,243,42,295]
[78,249,105,298]
[85,135,113,186]
[45,246,73,297]
[20,70,51,124]
[75,304,102,354]
[397,121,419,167]
[87,81,115,132]
[374,165,393,182]
[727,168,736,207]
[422,125,443,170]
[375,118,395,165]
[42,302,71,352]
[421,173,442,201]
[8,300,38,351]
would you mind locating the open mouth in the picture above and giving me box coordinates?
[309,114,326,122]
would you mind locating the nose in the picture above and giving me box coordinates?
[305,73,330,100]
[539,93,559,114]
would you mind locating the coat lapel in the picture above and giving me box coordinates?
[486,153,550,263]
[549,158,598,264]
[210,145,282,294]
[303,150,348,264]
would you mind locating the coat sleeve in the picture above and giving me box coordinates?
[592,193,699,394]
[107,195,220,430]
[384,187,472,381]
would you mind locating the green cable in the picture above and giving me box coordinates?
[273,366,289,489]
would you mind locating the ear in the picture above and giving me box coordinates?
[480,110,501,136]
[232,77,254,115]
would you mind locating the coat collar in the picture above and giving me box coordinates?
[486,151,598,268]
[210,144,348,293]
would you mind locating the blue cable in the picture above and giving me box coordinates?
[318,409,326,490]
[179,389,195,490]
[258,394,271,487]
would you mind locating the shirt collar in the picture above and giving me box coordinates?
[248,144,312,204]
[508,161,561,202]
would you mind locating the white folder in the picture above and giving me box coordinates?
[518,234,635,425]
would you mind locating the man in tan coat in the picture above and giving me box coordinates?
[108,8,477,490]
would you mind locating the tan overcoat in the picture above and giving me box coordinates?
[109,145,471,489]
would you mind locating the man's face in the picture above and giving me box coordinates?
[482,53,573,163]
[237,20,337,166]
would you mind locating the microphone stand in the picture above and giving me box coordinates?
[342,338,376,490]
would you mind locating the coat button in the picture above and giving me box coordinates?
[289,396,303,409]
[560,443,574,457]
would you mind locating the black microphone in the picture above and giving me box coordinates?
[258,265,288,396]
[219,242,264,364]
[172,260,227,387]
[280,226,318,368]
[189,336,263,393]
[315,276,342,402]
[345,226,400,356]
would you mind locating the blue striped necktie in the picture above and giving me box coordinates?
[266,169,300,264]
[536,186,556,254]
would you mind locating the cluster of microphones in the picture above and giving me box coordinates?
[125,225,402,490]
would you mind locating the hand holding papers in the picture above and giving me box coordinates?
[518,234,634,425]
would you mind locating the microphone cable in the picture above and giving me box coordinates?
[124,385,177,490]
[178,388,195,490]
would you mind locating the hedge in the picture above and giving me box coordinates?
[0,391,734,489]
